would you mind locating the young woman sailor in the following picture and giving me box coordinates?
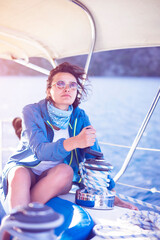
[1,62,138,212]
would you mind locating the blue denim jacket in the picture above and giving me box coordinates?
[1,99,115,197]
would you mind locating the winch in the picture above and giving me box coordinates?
[0,202,63,240]
[75,148,115,209]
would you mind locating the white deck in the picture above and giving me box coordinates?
[60,193,154,240]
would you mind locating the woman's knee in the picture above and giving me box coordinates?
[48,164,73,182]
[59,163,73,179]
[8,166,32,187]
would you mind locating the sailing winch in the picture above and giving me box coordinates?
[75,148,115,209]
[0,202,63,240]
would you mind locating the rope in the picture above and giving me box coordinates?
[94,216,160,239]
[99,141,160,152]
[121,211,160,230]
[94,210,160,239]
[79,161,110,194]
[117,182,160,194]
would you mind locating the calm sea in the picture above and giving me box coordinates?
[0,76,160,208]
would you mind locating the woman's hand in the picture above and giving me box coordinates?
[76,125,96,148]
[63,125,96,151]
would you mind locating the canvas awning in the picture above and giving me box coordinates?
[0,0,160,66]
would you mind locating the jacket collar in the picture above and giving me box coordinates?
[38,99,51,123]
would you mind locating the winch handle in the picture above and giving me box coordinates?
[84,147,104,159]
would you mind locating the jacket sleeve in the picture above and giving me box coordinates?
[22,104,70,161]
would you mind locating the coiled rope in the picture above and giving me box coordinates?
[94,211,160,239]
[79,160,112,193]
[79,160,160,239]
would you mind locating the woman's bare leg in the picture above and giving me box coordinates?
[7,164,73,209]
[7,166,36,211]
[30,163,73,203]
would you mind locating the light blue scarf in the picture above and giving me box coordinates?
[47,101,73,129]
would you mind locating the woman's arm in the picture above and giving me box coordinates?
[22,104,70,161]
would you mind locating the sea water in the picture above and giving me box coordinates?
[0,76,160,208]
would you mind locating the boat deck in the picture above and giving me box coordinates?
[60,192,156,240]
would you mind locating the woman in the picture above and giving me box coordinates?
[1,62,138,212]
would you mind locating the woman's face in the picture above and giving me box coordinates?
[47,72,78,110]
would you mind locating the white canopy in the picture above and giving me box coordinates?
[0,0,160,65]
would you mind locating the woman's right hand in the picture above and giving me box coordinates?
[76,125,96,149]
[63,125,96,151]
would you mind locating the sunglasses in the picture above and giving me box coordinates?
[52,80,78,90]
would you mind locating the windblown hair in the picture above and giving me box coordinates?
[46,62,88,108]
[12,117,22,139]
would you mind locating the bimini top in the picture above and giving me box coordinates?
[0,0,160,66]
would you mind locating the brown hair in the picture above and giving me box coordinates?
[46,62,88,108]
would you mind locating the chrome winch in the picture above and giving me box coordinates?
[75,148,115,209]
[0,202,63,240]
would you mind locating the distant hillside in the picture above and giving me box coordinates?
[0,47,160,76]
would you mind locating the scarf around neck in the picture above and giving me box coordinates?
[47,101,73,129]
